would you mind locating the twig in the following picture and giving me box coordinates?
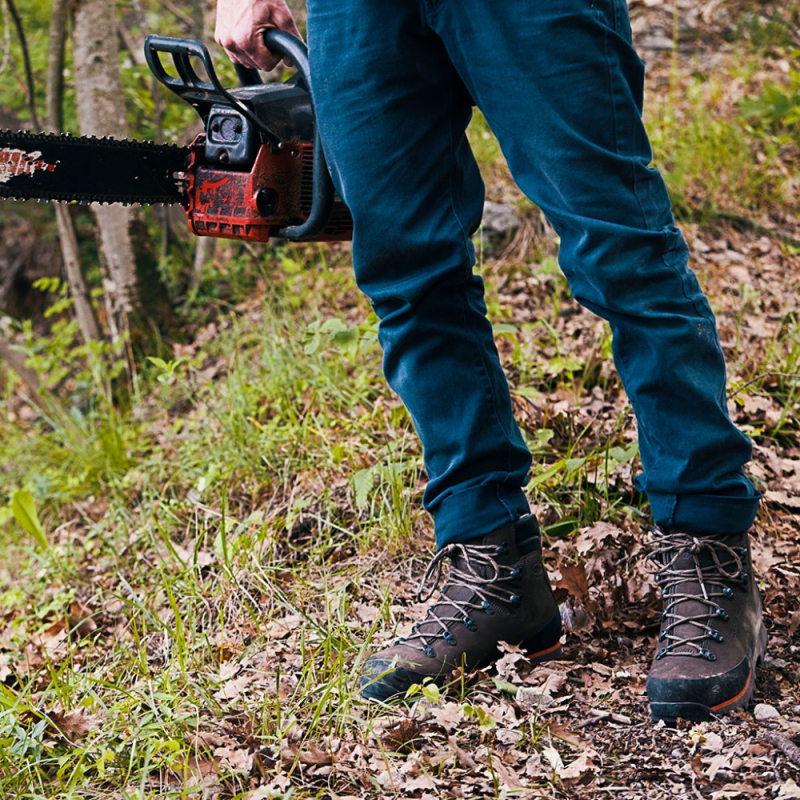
[759,729,800,767]
[577,711,610,728]
[727,371,800,401]
[576,708,631,728]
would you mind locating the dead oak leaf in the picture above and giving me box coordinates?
[558,749,598,781]
[381,718,424,753]
[213,672,256,702]
[491,757,526,790]
[214,746,254,773]
[428,701,463,733]
[49,708,104,741]
[556,560,590,605]
[575,522,624,556]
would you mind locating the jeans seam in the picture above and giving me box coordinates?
[445,73,474,269]
[447,64,520,485]
[457,286,517,482]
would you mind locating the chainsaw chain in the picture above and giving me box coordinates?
[0,129,189,206]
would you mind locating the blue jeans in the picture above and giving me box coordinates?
[306,0,759,548]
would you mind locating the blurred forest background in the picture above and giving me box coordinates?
[0,1,798,798]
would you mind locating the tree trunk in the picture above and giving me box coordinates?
[73,0,138,339]
[47,0,100,343]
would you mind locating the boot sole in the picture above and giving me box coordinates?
[649,618,768,724]
[361,612,564,703]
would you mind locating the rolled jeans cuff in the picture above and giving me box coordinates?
[433,483,530,550]
[648,491,762,535]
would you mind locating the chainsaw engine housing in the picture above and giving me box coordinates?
[146,33,352,243]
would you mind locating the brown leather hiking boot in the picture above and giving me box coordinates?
[359,514,563,702]
[645,529,768,723]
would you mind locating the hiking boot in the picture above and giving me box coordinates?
[359,514,563,702]
[645,529,768,723]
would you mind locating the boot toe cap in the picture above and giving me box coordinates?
[647,655,755,722]
[359,658,433,703]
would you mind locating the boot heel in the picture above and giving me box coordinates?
[521,612,563,663]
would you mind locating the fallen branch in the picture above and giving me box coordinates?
[577,708,632,728]
[681,206,800,248]
[758,729,800,768]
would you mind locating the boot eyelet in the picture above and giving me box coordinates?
[509,594,522,607]
[509,568,521,580]
[659,631,667,641]
[464,616,477,632]
[700,649,717,662]
[423,645,436,658]
[739,547,748,557]
[661,588,668,598]
[661,610,668,621]
[740,572,749,583]
[654,575,662,584]
[444,632,457,646]
[723,587,734,599]
[656,648,668,660]
[494,542,509,556]
[707,629,724,642]
[482,601,496,616]
[715,607,729,621]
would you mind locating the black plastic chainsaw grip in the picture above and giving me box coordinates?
[234,64,262,86]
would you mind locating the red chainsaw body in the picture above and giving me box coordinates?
[183,137,352,244]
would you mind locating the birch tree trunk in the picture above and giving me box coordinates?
[73,0,137,339]
[47,0,100,343]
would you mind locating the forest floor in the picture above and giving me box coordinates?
[0,1,799,798]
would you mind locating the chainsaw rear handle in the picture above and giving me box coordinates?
[144,31,335,241]
[259,29,335,241]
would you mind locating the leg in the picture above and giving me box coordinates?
[431,0,764,721]
[307,0,531,549]
[307,0,562,702]
[432,0,759,535]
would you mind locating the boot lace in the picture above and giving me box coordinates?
[646,531,747,661]
[398,542,521,657]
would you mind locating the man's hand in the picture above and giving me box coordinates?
[215,0,302,72]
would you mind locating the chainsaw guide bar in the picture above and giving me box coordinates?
[0,130,189,206]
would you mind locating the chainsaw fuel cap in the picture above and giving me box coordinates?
[205,107,257,168]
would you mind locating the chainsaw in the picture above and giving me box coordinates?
[0,31,353,243]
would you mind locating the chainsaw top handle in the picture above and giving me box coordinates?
[144,31,335,241]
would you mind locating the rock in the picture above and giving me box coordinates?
[481,201,519,242]
[753,703,780,721]
[638,34,675,50]
[516,685,555,711]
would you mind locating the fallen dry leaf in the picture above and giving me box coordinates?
[48,708,104,741]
